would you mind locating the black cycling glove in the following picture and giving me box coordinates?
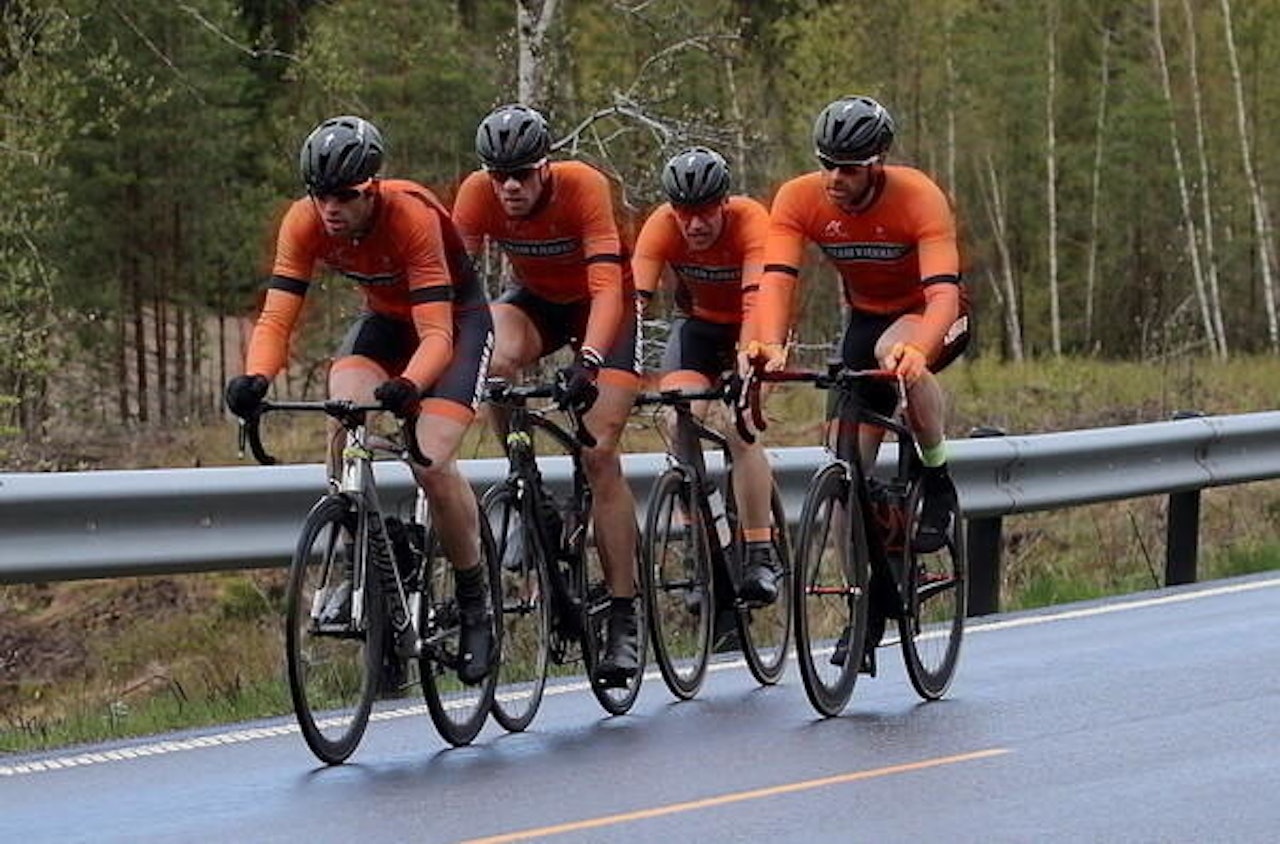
[555,350,602,413]
[374,376,420,417]
[225,374,269,418]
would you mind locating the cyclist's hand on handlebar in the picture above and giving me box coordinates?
[225,374,269,418]
[884,342,929,385]
[374,376,421,417]
[737,340,787,377]
[555,349,601,413]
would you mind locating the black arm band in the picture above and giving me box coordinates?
[409,285,454,305]
[268,275,309,296]
[763,264,800,277]
[584,253,624,265]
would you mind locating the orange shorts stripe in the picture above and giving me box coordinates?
[420,397,475,424]
[329,355,386,378]
[658,370,713,392]
[599,368,640,390]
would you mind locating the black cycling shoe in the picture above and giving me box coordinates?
[914,465,958,554]
[594,600,639,687]
[455,596,494,686]
[738,543,780,606]
[379,653,407,697]
[712,607,740,654]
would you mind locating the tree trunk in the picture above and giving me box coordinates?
[1045,1,1061,356]
[1182,0,1228,358]
[981,155,1024,361]
[1220,0,1280,352]
[1084,24,1111,351]
[1152,0,1216,357]
[517,0,559,107]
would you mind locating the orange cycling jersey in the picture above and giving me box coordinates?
[452,160,627,356]
[754,165,959,346]
[245,179,484,390]
[632,195,768,326]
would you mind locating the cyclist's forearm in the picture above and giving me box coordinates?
[402,301,455,389]
[245,285,306,378]
[909,282,960,359]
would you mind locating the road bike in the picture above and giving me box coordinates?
[738,362,967,716]
[480,379,648,728]
[239,399,501,762]
[634,382,791,699]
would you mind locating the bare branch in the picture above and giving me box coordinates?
[175,3,298,62]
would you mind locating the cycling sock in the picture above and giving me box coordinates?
[920,441,948,468]
[454,563,486,602]
[610,596,636,616]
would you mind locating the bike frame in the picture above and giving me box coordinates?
[655,391,744,596]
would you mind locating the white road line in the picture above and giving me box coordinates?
[3,574,1276,778]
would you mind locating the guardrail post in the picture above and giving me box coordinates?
[1165,411,1204,586]
[1166,489,1200,585]
[966,425,1006,616]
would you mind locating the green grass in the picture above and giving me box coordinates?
[3,356,1278,754]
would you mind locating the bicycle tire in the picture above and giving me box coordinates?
[739,483,793,686]
[420,495,502,746]
[642,468,714,700]
[792,462,870,717]
[899,481,967,700]
[483,481,551,732]
[285,494,384,765]
[583,535,648,716]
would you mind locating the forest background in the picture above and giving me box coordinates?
[5,0,1280,450]
[2,0,1280,749]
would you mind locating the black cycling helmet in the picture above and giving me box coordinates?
[299,115,385,194]
[475,104,551,170]
[812,96,895,165]
[661,146,731,206]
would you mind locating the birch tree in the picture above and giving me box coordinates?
[1045,0,1061,356]
[517,0,560,106]
[981,155,1024,361]
[1179,0,1227,357]
[1083,22,1111,350]
[1152,0,1218,356]
[1219,0,1280,353]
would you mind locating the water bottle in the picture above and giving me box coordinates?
[706,484,733,551]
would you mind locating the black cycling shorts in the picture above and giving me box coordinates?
[831,302,971,419]
[335,306,494,412]
[660,317,738,379]
[497,286,642,376]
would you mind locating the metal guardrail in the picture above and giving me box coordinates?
[3,411,1279,612]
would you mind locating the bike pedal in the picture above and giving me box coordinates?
[592,667,635,689]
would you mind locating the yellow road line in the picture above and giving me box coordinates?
[462,747,1010,843]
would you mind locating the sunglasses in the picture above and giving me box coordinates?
[485,158,547,183]
[672,201,722,220]
[310,183,369,203]
[817,154,879,172]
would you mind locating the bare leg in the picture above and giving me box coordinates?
[581,378,640,599]
[411,411,479,571]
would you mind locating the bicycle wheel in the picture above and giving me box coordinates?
[899,482,967,700]
[482,481,551,732]
[642,468,713,700]
[792,463,870,717]
[739,483,793,686]
[583,534,648,716]
[285,494,384,765]
[419,497,502,746]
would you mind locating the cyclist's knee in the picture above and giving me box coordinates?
[580,443,623,482]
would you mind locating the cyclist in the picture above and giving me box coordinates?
[224,115,496,686]
[452,103,644,687]
[632,146,783,611]
[743,95,970,670]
